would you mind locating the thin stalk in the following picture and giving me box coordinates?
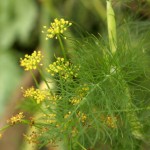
[57,35,67,60]
[124,86,144,140]
[98,106,150,113]
[107,0,117,53]
[30,71,39,88]
[106,0,143,140]
[0,125,10,132]
[38,68,51,91]
[76,141,87,150]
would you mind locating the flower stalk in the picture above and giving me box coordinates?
[57,35,67,60]
[106,0,143,140]
[107,0,117,53]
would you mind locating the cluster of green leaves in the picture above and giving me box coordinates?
[1,1,150,150]
[24,24,150,149]
[67,31,150,149]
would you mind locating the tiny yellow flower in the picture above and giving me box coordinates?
[106,116,117,128]
[46,57,79,80]
[20,51,43,71]
[42,18,72,39]
[22,87,49,104]
[69,84,89,105]
[48,94,62,104]
[0,134,2,139]
[44,113,56,124]
[71,127,78,137]
[101,115,117,128]
[22,86,35,97]
[24,131,39,144]
[64,111,71,119]
[69,97,81,105]
[7,112,25,125]
[77,111,87,123]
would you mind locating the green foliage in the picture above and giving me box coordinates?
[19,27,150,149]
[69,32,150,149]
[1,1,150,150]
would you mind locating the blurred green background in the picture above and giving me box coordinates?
[0,0,150,150]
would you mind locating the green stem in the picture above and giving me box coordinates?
[99,106,150,113]
[106,0,143,140]
[107,0,117,53]
[38,68,51,91]
[125,86,144,140]
[76,141,87,150]
[57,35,67,60]
[30,71,39,88]
[0,125,10,132]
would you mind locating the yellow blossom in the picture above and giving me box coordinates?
[71,127,78,137]
[69,97,81,105]
[7,112,25,125]
[69,84,89,105]
[77,112,87,123]
[101,115,117,128]
[24,131,39,144]
[78,84,89,97]
[20,51,43,71]
[22,87,49,104]
[42,18,72,39]
[22,87,61,104]
[46,57,79,80]
[106,116,117,128]
[48,94,62,104]
[43,114,56,124]
[64,111,71,119]
[0,134,2,139]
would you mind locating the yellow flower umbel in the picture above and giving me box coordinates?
[22,87,49,104]
[24,131,40,144]
[7,112,25,125]
[69,84,89,105]
[64,111,71,119]
[48,94,62,105]
[77,111,87,123]
[105,116,117,128]
[101,115,117,128]
[43,113,56,124]
[42,18,72,40]
[20,51,43,71]
[46,57,79,80]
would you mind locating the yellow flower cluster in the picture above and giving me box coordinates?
[71,127,78,137]
[77,111,87,123]
[20,51,43,71]
[24,131,39,144]
[7,112,25,125]
[78,85,89,96]
[22,87,49,104]
[106,116,117,128]
[43,114,56,124]
[64,111,71,119]
[70,97,81,105]
[42,18,72,39]
[47,57,79,80]
[101,115,117,128]
[70,84,89,105]
[48,94,62,104]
